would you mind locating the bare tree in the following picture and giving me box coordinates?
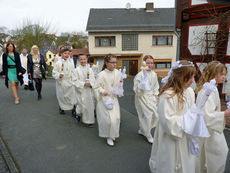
[9,19,56,52]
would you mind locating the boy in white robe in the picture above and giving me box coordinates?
[52,48,75,114]
[72,54,95,127]
[196,61,230,173]
[149,60,197,173]
[134,55,159,143]
[94,54,123,146]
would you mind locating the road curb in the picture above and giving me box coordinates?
[0,134,21,173]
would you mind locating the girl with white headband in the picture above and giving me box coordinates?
[195,61,230,173]
[149,60,197,173]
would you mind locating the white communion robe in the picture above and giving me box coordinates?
[196,88,228,173]
[52,59,75,110]
[149,87,196,173]
[133,70,159,137]
[94,69,121,139]
[20,54,29,85]
[223,64,230,101]
[72,65,95,124]
[91,64,99,79]
[54,55,62,64]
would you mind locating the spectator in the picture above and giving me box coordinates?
[27,45,48,100]
[2,43,24,104]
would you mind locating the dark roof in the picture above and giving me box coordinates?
[71,48,89,56]
[49,49,58,54]
[86,8,175,32]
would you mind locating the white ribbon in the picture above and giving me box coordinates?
[111,67,126,97]
[161,61,194,84]
[138,61,151,91]
[182,79,217,155]
[227,101,230,109]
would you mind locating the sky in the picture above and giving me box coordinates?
[0,0,175,35]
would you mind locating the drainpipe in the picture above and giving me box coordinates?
[174,0,180,61]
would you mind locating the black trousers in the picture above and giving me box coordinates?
[34,78,42,96]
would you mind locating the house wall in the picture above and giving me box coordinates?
[88,31,177,76]
[177,0,230,63]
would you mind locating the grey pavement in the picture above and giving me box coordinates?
[0,78,152,173]
[0,78,230,173]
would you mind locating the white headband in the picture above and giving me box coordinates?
[216,63,221,67]
[161,61,194,84]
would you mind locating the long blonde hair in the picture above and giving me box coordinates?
[159,60,196,107]
[30,45,40,56]
[196,61,226,93]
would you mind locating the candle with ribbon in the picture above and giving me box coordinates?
[182,79,218,155]
[86,64,90,82]
[138,61,151,90]
[111,66,127,97]
[60,61,64,75]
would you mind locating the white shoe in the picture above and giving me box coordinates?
[107,138,114,146]
[138,129,144,136]
[147,135,154,144]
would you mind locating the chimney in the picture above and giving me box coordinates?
[146,2,154,12]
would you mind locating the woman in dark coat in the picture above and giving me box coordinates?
[2,43,24,104]
[27,45,48,100]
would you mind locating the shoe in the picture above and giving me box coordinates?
[146,135,154,144]
[15,100,19,104]
[94,110,97,118]
[76,115,81,122]
[72,109,76,117]
[88,124,94,128]
[59,108,65,115]
[107,138,114,146]
[38,94,42,100]
[24,85,29,90]
[138,129,144,136]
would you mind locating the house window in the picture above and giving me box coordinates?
[152,36,173,45]
[122,34,138,51]
[155,62,171,69]
[205,32,217,55]
[95,36,115,47]
[49,55,52,59]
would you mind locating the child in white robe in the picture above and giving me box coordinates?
[134,55,159,143]
[195,61,230,173]
[149,60,197,173]
[88,57,99,79]
[54,46,64,64]
[72,54,95,127]
[94,54,123,146]
[52,48,75,114]
[222,63,230,102]
[88,57,99,115]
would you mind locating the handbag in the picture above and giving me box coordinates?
[28,76,34,91]
[20,67,26,74]
[8,55,26,74]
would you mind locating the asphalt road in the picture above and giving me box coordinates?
[0,78,229,173]
[0,78,152,173]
